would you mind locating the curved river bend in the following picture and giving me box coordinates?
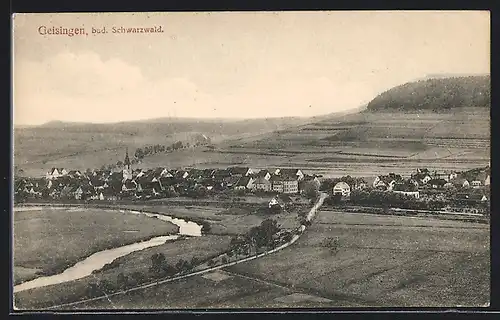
[13,207,202,293]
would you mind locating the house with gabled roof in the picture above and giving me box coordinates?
[392,180,420,198]
[253,176,272,192]
[451,177,470,188]
[137,181,162,196]
[122,180,137,192]
[255,169,272,181]
[46,168,69,180]
[275,168,304,181]
[268,196,286,209]
[427,178,447,189]
[234,176,255,190]
[373,173,402,191]
[99,189,119,201]
[173,170,189,180]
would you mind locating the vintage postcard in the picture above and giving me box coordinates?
[12,11,490,310]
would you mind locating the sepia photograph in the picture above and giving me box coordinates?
[12,11,490,310]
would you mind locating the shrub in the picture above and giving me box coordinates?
[150,253,166,274]
[207,259,216,267]
[175,259,190,273]
[221,257,228,264]
[191,257,199,266]
[201,222,211,234]
[86,282,100,298]
[116,272,129,290]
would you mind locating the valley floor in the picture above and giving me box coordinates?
[54,210,489,309]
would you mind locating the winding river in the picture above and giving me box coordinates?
[13,206,203,293]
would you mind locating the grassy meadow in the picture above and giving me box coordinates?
[58,210,490,309]
[13,234,233,309]
[13,207,179,285]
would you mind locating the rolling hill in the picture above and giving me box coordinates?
[13,117,314,177]
[209,76,490,177]
[14,76,490,178]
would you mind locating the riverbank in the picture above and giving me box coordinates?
[15,193,328,310]
[14,235,233,309]
[13,207,180,285]
[44,193,327,310]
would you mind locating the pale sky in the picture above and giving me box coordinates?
[12,11,490,125]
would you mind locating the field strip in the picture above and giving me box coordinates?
[221,269,366,305]
[221,269,375,306]
[315,222,488,230]
[42,193,328,310]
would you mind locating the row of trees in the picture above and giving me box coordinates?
[85,252,200,298]
[328,189,489,212]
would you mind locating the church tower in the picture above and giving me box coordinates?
[122,148,132,181]
[124,147,131,170]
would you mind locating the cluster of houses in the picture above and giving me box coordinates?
[14,151,321,202]
[330,167,491,204]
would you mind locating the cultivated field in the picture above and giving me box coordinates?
[13,207,179,285]
[207,109,490,176]
[61,210,490,308]
[14,109,490,178]
[14,117,311,177]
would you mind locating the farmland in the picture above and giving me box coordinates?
[49,210,489,309]
[13,207,179,285]
[208,108,490,177]
[13,117,311,177]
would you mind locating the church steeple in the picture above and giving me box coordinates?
[124,147,131,170]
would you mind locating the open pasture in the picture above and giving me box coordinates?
[13,207,179,284]
[227,210,489,307]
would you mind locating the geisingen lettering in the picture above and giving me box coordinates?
[38,26,87,37]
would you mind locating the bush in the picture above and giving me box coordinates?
[175,259,190,273]
[221,256,228,264]
[207,259,216,267]
[191,257,200,266]
[86,282,100,298]
[201,221,211,234]
[117,272,129,290]
[150,253,166,274]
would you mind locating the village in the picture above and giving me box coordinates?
[13,149,490,216]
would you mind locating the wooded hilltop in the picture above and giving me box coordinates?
[366,75,490,112]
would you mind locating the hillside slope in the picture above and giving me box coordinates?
[13,117,312,176]
[210,76,490,177]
